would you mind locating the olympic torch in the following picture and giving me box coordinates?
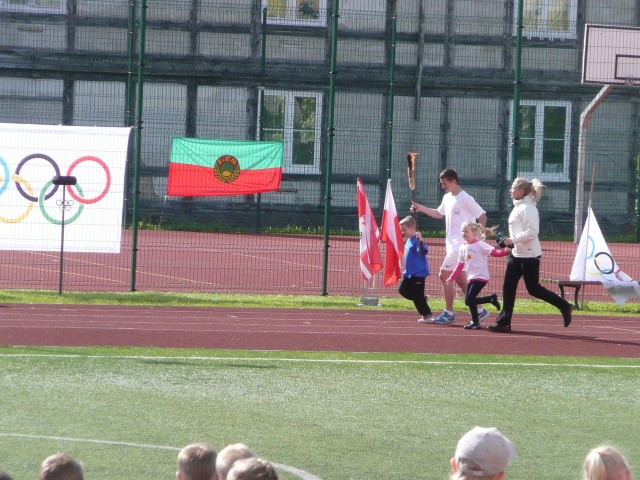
[407,152,423,254]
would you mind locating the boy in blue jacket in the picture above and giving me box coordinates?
[398,216,432,322]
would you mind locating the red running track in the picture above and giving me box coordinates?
[0,304,638,358]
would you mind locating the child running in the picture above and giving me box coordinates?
[398,216,433,323]
[446,220,507,329]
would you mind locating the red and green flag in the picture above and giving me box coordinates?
[167,138,283,197]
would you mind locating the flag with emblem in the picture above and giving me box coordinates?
[167,138,283,197]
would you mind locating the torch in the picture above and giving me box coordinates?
[407,152,423,254]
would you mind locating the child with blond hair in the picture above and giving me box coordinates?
[583,445,633,480]
[447,220,507,329]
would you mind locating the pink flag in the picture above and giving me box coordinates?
[381,179,404,286]
[357,179,383,279]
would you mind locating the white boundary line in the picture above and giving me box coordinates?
[0,353,638,368]
[0,433,322,480]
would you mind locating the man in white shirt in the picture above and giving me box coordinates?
[412,168,488,325]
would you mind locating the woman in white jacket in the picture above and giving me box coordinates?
[488,177,572,332]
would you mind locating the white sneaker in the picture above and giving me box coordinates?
[418,315,434,324]
[433,311,455,325]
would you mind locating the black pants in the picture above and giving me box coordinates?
[399,275,432,317]
[465,279,494,323]
[496,254,570,326]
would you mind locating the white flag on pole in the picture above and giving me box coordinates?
[570,207,640,304]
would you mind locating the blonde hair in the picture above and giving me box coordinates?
[512,177,544,202]
[226,457,278,480]
[216,443,256,480]
[583,445,632,480]
[399,215,417,228]
[461,220,495,241]
[38,453,83,480]
[177,443,217,480]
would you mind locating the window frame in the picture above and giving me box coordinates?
[0,0,66,14]
[513,0,577,40]
[260,89,323,175]
[261,0,327,27]
[508,99,572,183]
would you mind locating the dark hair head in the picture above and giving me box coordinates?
[439,168,459,183]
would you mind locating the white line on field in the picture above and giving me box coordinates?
[0,433,321,480]
[0,353,637,368]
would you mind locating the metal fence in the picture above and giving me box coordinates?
[0,0,639,298]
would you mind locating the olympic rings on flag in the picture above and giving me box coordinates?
[39,180,85,225]
[0,174,34,223]
[0,157,10,196]
[593,251,615,275]
[15,153,61,202]
[0,152,111,224]
[66,156,111,204]
[583,234,626,280]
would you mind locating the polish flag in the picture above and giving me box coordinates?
[357,178,383,279]
[380,179,404,286]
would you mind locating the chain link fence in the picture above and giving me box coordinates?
[0,0,639,298]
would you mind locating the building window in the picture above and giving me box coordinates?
[262,0,326,27]
[508,100,571,182]
[514,0,577,39]
[0,0,66,14]
[261,90,322,175]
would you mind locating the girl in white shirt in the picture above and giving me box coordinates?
[447,221,507,329]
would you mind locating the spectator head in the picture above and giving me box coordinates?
[226,457,278,480]
[216,443,256,480]
[177,442,218,480]
[0,470,13,480]
[450,427,517,480]
[583,445,633,480]
[38,453,84,480]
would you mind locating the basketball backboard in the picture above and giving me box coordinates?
[582,24,640,85]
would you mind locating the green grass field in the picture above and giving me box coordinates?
[0,346,638,480]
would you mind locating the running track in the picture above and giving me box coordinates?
[0,304,638,358]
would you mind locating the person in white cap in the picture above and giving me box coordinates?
[450,426,517,480]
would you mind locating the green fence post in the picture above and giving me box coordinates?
[637,154,640,240]
[385,12,397,179]
[125,0,136,127]
[510,0,524,183]
[321,0,339,296]
[130,0,147,292]
[256,7,268,233]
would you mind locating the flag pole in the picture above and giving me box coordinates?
[581,164,596,280]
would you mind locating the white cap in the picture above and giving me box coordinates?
[455,427,517,476]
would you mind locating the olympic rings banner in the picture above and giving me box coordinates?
[0,123,132,253]
[570,207,640,304]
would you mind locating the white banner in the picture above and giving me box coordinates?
[570,207,640,305]
[0,123,132,253]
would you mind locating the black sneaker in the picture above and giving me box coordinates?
[464,321,480,330]
[488,323,511,333]
[562,304,573,327]
[490,294,501,311]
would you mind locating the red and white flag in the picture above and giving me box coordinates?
[380,179,404,286]
[357,178,383,279]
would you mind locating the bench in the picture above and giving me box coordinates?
[540,279,602,309]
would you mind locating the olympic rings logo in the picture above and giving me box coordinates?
[584,235,626,281]
[0,153,111,225]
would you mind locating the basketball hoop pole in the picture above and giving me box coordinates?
[574,84,612,242]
